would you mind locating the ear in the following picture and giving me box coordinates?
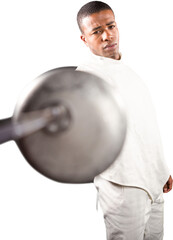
[80,35,88,47]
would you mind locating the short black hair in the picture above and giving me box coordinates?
[77,1,113,33]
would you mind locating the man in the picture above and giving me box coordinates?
[76,1,172,240]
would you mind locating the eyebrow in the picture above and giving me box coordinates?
[106,21,115,26]
[91,21,115,32]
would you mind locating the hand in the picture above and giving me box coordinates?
[163,175,173,193]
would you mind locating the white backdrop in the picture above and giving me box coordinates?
[0,0,172,239]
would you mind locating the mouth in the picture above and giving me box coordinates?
[104,43,117,50]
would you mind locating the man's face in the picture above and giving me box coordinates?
[80,9,119,59]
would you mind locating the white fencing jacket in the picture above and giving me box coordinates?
[77,53,170,201]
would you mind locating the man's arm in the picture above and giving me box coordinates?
[163,175,173,193]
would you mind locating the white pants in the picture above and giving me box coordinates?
[94,176,164,240]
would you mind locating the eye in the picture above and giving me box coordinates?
[108,25,115,30]
[92,30,102,35]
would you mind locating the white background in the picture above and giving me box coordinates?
[0,0,173,239]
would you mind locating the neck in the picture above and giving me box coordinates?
[110,52,121,60]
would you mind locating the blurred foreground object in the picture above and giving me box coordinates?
[0,67,126,183]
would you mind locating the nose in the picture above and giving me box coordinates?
[101,30,112,41]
